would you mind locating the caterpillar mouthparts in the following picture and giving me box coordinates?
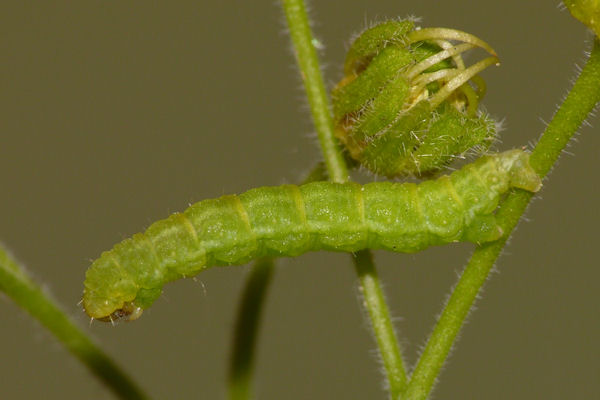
[94,301,143,323]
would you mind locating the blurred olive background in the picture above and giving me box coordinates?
[1,1,598,399]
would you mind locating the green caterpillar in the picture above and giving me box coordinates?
[332,20,499,178]
[83,150,541,322]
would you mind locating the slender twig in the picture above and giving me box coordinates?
[404,38,600,400]
[354,250,407,398]
[280,0,348,183]
[280,0,408,396]
[0,244,149,400]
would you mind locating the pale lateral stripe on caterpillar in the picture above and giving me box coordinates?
[83,150,541,322]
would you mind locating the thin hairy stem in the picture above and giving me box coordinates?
[280,0,348,183]
[280,1,407,395]
[354,250,408,398]
[0,244,149,400]
[404,38,600,400]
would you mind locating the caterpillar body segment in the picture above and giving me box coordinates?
[83,150,541,322]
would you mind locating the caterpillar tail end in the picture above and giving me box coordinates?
[502,150,543,193]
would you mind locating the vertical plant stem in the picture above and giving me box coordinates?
[228,258,275,400]
[280,0,348,183]
[0,244,149,400]
[280,0,407,396]
[355,250,407,398]
[404,38,600,400]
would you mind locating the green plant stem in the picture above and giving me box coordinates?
[404,38,600,400]
[0,244,149,400]
[228,258,275,400]
[280,0,407,396]
[354,250,407,398]
[280,0,348,183]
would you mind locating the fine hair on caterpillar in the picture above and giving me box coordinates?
[83,150,541,322]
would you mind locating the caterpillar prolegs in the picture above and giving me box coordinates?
[83,150,541,322]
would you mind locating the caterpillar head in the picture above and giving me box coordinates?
[83,285,143,323]
[332,19,500,178]
[83,287,162,323]
[83,283,164,322]
[83,282,144,323]
[83,250,164,322]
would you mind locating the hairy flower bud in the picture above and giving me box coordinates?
[332,19,500,178]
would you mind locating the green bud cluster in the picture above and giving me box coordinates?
[331,19,500,178]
